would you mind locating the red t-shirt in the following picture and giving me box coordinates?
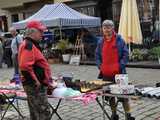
[101,35,120,77]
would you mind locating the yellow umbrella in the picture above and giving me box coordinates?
[118,0,143,44]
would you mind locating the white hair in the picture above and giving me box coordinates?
[102,20,114,28]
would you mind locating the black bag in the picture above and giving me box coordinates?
[0,95,7,104]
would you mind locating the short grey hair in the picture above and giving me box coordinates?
[25,28,39,36]
[102,20,114,28]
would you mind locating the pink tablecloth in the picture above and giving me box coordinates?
[0,89,97,105]
[0,89,27,97]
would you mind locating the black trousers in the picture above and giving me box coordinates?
[3,48,12,67]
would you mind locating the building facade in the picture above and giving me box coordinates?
[0,0,54,31]
[112,0,159,38]
[61,0,159,39]
[0,0,159,37]
[0,9,8,32]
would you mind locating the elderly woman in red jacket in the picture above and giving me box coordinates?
[95,20,135,120]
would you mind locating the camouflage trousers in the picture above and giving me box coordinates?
[23,83,51,120]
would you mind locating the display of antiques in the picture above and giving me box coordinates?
[64,79,112,93]
[135,86,160,99]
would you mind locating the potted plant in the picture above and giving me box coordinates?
[57,39,71,63]
[43,48,60,64]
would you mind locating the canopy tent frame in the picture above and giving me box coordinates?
[12,3,101,30]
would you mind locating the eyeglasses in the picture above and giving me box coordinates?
[102,25,113,29]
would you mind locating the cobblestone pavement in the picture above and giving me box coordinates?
[0,64,160,120]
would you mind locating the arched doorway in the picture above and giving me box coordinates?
[0,16,8,32]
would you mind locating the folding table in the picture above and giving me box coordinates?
[0,85,140,120]
[0,91,24,120]
[47,92,112,120]
[0,89,65,120]
[48,98,62,120]
[96,92,140,120]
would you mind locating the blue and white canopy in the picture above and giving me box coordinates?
[13,3,101,29]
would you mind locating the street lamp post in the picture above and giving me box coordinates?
[158,0,160,21]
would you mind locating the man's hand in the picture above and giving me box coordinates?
[47,84,54,95]
[48,84,53,89]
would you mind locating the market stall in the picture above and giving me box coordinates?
[13,3,100,63]
[0,75,145,120]
[0,82,99,120]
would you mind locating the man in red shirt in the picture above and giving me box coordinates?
[96,20,135,120]
[18,20,53,120]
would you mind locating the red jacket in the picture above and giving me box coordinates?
[18,37,52,86]
[101,34,120,77]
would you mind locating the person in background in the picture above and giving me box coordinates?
[95,19,135,120]
[0,38,4,68]
[3,34,12,68]
[9,27,23,81]
[152,21,160,44]
[81,28,97,60]
[152,29,160,44]
[18,20,53,120]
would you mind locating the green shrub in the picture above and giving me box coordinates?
[148,47,160,60]
[140,49,149,60]
[130,49,143,61]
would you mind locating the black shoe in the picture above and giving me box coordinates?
[156,82,160,87]
[126,116,135,120]
[10,78,15,83]
[111,114,119,120]
[126,113,135,120]
[130,117,135,120]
